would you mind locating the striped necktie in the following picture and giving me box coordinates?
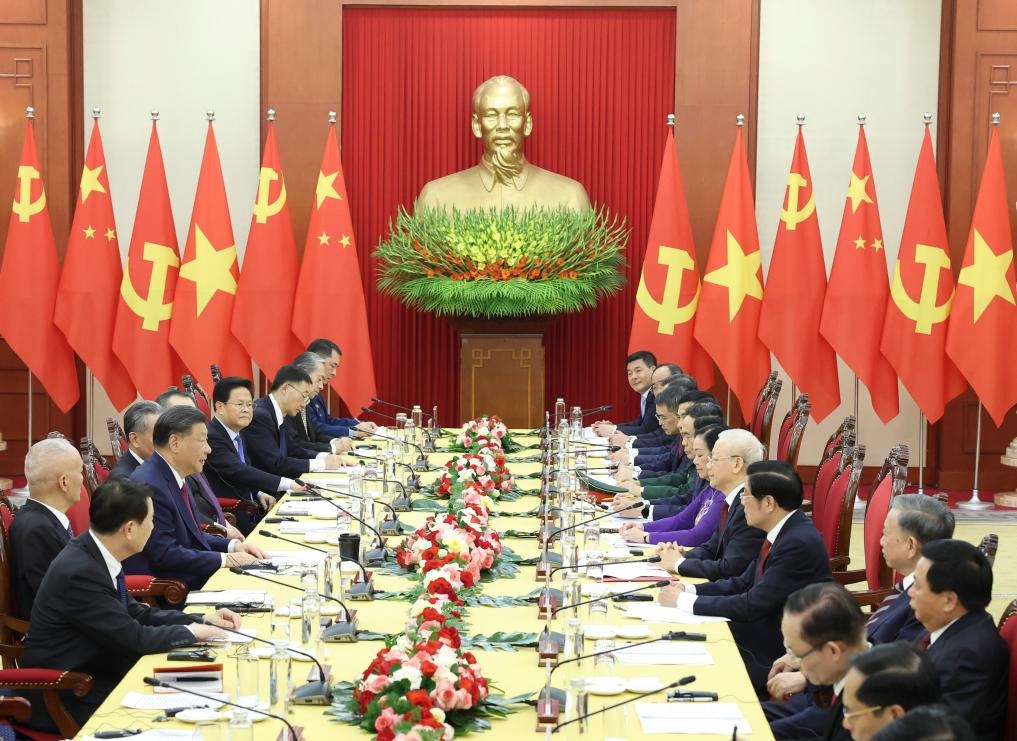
[866,581,906,627]
[116,569,128,607]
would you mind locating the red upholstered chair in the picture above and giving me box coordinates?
[980,533,999,567]
[776,394,810,467]
[750,378,782,456]
[79,438,110,485]
[210,363,223,385]
[997,599,1017,741]
[182,374,212,421]
[822,416,856,460]
[806,431,854,525]
[106,417,128,462]
[751,371,778,425]
[835,445,909,607]
[817,444,865,571]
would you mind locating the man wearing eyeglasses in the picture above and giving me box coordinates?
[241,365,349,479]
[204,376,309,510]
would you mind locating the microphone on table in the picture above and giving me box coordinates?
[549,579,669,619]
[548,677,693,732]
[294,490,389,566]
[567,439,622,451]
[228,566,357,644]
[580,404,612,417]
[189,620,331,707]
[298,480,404,535]
[543,500,643,542]
[369,397,443,433]
[361,414,433,471]
[352,452,421,492]
[143,676,303,736]
[546,554,661,578]
[255,531,376,601]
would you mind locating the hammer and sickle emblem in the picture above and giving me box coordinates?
[120,242,180,332]
[780,172,815,231]
[635,245,700,335]
[889,243,953,335]
[252,167,286,224]
[12,165,46,223]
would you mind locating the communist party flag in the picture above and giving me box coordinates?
[946,124,1017,427]
[758,126,840,422]
[232,117,302,376]
[112,120,186,399]
[693,124,770,419]
[169,119,251,391]
[628,127,713,388]
[55,116,136,410]
[881,124,965,423]
[0,112,79,411]
[820,126,899,423]
[291,120,377,410]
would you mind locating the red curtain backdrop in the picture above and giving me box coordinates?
[341,7,676,423]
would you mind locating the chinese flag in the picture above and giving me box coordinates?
[55,117,136,410]
[112,121,186,399]
[169,120,251,391]
[820,126,899,423]
[628,128,713,388]
[759,127,840,422]
[946,125,1017,427]
[881,124,965,423]
[232,119,302,376]
[0,114,79,411]
[292,122,377,410]
[693,125,770,419]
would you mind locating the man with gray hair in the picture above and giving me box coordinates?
[657,427,767,580]
[286,351,353,454]
[110,400,162,480]
[10,437,84,618]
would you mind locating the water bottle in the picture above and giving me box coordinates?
[269,639,292,709]
[564,678,588,729]
[411,404,423,431]
[349,464,364,499]
[431,405,440,435]
[300,570,321,657]
[563,569,580,616]
[570,405,583,441]
[234,641,260,709]
[554,398,566,427]
[228,709,254,741]
[563,617,583,661]
[404,419,416,447]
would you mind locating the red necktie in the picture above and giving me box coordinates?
[719,501,729,530]
[757,539,772,576]
[180,482,200,528]
[917,633,931,651]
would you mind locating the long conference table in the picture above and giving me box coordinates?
[77,431,774,740]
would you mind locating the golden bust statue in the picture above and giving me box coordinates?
[415,76,592,213]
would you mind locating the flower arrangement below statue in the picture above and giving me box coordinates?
[449,415,521,454]
[434,454,513,500]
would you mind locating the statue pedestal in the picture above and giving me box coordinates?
[452,317,550,430]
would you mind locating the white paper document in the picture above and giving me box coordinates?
[635,701,751,735]
[614,641,714,666]
[120,691,227,710]
[278,520,334,534]
[85,731,194,741]
[603,562,672,580]
[184,590,269,606]
[617,602,730,624]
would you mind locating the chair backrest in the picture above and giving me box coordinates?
[822,415,856,460]
[0,497,15,634]
[753,378,782,454]
[860,445,909,590]
[80,438,110,484]
[211,363,223,385]
[811,445,847,527]
[777,395,811,467]
[998,599,1017,741]
[106,417,128,462]
[751,371,778,424]
[182,374,213,420]
[818,444,865,562]
[980,533,999,567]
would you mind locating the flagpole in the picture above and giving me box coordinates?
[26,371,32,447]
[917,413,925,495]
[958,401,991,509]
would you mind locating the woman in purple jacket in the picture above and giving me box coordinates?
[619,425,726,547]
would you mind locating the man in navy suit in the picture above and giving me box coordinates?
[109,400,162,480]
[306,338,377,439]
[124,405,267,589]
[21,477,236,729]
[656,428,767,581]
[286,352,354,454]
[662,460,832,691]
[205,376,306,506]
[590,350,657,438]
[910,538,1008,741]
[241,364,348,480]
[10,437,83,619]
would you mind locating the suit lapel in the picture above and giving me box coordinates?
[155,454,206,545]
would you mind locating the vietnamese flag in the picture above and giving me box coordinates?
[693,123,770,419]
[628,126,713,388]
[820,126,899,423]
[881,123,965,423]
[112,119,186,399]
[232,117,302,376]
[0,111,80,412]
[55,116,136,410]
[759,126,840,422]
[169,118,251,391]
[292,120,376,411]
[946,124,1017,426]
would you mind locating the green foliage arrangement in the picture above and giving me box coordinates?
[374,206,628,318]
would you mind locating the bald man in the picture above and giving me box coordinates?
[10,437,84,619]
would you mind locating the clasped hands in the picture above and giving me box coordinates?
[190,607,241,641]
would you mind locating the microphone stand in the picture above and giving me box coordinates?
[545,678,688,732]
[299,489,389,566]
[143,677,304,738]
[256,530,374,601]
[354,452,420,493]
[302,480,404,534]
[363,423,433,472]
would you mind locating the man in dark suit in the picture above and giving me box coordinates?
[241,364,347,479]
[9,438,83,619]
[109,400,162,480]
[655,428,767,580]
[205,376,306,507]
[285,352,353,454]
[21,477,237,730]
[123,406,267,589]
[590,350,657,438]
[763,583,867,740]
[662,461,832,691]
[306,338,377,439]
[910,538,1008,741]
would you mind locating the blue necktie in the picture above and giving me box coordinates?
[277,424,288,455]
[116,569,128,607]
[65,524,73,539]
[235,433,247,463]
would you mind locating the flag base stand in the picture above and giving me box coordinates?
[957,489,992,510]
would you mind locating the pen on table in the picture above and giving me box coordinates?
[732,724,737,740]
